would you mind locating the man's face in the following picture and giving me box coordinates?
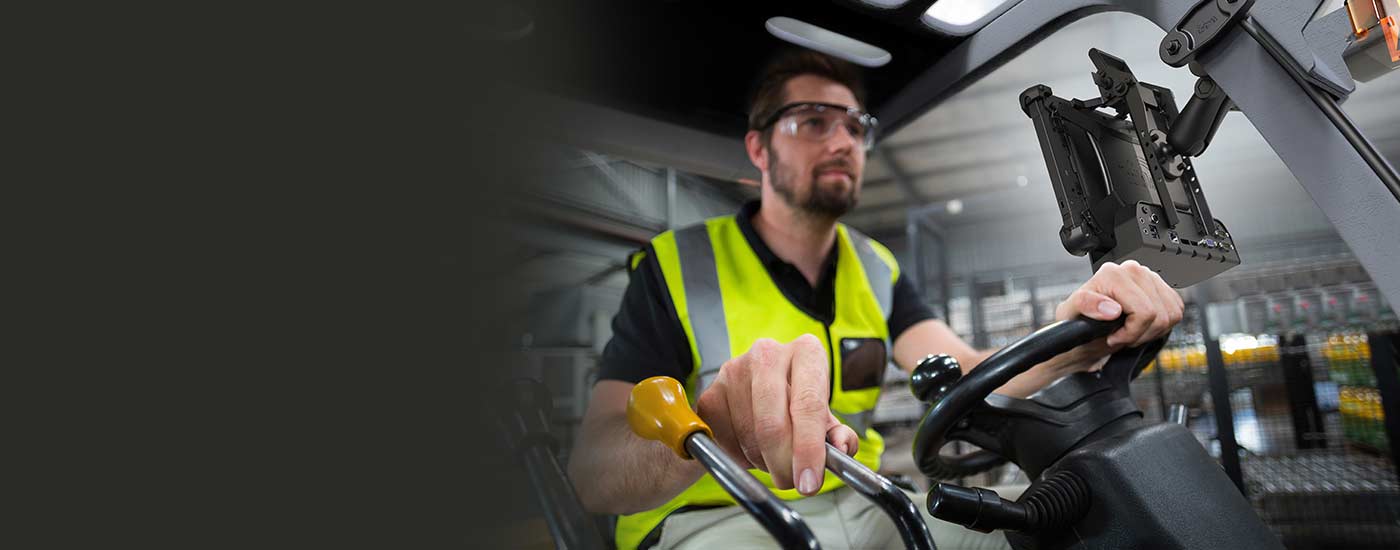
[761,75,866,219]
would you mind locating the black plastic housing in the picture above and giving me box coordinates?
[1004,423,1282,550]
[1020,49,1240,288]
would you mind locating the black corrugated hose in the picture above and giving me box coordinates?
[927,470,1090,533]
[1020,470,1091,530]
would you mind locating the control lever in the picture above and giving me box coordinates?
[627,377,821,550]
[630,377,941,550]
[824,444,937,550]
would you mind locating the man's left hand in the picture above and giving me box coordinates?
[1056,260,1185,349]
[997,260,1183,397]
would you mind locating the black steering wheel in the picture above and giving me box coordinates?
[911,317,1158,480]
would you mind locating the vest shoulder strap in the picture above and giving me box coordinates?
[842,225,898,319]
[652,219,732,391]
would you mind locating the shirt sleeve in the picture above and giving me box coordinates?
[596,248,694,385]
[887,271,937,342]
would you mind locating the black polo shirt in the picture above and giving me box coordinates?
[597,201,936,384]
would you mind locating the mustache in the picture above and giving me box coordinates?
[812,159,855,177]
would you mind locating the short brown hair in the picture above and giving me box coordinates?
[747,49,867,133]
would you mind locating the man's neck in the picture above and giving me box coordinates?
[750,199,838,287]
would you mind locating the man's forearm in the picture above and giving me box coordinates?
[892,319,1104,398]
[949,347,1044,397]
[567,409,706,515]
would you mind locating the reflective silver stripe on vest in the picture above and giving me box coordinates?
[848,228,895,400]
[674,224,731,394]
[835,410,874,435]
[847,228,892,317]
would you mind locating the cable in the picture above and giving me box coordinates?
[1238,18,1400,205]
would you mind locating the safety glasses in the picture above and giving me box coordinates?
[759,102,879,150]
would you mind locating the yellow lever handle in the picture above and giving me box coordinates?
[628,376,714,459]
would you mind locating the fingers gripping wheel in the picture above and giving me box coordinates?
[912,318,1158,480]
[627,376,713,459]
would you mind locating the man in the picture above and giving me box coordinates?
[567,50,1184,550]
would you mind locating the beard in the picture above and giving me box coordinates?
[769,147,860,219]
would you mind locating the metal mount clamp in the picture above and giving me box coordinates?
[1161,0,1257,67]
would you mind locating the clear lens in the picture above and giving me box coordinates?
[776,105,877,149]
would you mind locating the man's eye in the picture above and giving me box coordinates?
[846,123,864,137]
[801,117,826,128]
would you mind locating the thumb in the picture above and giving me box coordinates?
[1063,289,1122,321]
[828,425,859,457]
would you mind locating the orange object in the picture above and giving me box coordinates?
[1384,16,1399,62]
[1348,0,1374,37]
[627,376,714,459]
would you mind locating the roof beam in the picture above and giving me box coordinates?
[873,146,926,204]
[582,151,649,216]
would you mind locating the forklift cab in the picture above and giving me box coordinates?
[492,1,1400,548]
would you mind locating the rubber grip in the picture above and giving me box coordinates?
[627,376,714,459]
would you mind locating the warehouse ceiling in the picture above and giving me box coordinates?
[508,0,967,140]
[842,11,1400,238]
[503,1,1400,237]
[496,2,1400,295]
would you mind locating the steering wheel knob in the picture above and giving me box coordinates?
[911,354,962,403]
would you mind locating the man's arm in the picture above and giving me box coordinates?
[891,319,989,376]
[884,271,1063,397]
[892,319,1103,398]
[891,261,1181,398]
[568,380,707,515]
[567,252,703,514]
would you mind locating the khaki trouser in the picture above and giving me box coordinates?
[651,484,1026,549]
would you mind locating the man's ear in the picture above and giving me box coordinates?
[744,130,768,173]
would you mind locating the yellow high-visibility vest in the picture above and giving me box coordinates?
[614,214,900,550]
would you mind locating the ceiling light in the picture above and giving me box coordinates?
[859,0,908,7]
[765,17,892,68]
[1016,175,1029,187]
[945,199,964,215]
[923,0,1021,36]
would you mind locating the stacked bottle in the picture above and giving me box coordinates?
[1327,332,1388,450]
[1326,333,1374,386]
[1220,335,1279,368]
[1144,342,1207,375]
[1147,337,1284,373]
[1340,386,1386,450]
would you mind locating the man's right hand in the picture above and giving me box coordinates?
[695,334,860,496]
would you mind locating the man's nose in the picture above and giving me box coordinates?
[825,124,859,153]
